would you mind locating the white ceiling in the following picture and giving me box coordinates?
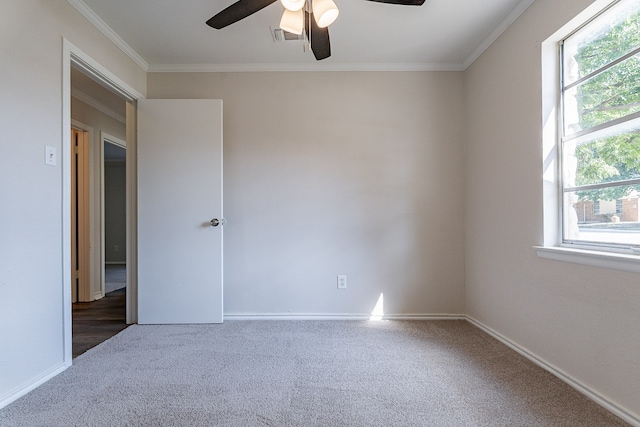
[72,0,534,72]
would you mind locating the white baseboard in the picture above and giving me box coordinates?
[465,316,640,427]
[223,313,466,321]
[3,316,634,425]
[386,314,466,320]
[0,362,70,410]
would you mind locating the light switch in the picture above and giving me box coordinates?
[45,146,56,166]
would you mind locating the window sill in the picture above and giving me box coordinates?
[534,246,640,274]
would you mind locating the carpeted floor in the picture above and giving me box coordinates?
[0,320,630,426]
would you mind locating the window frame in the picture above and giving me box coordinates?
[536,0,640,272]
[558,0,640,254]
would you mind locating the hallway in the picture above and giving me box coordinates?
[72,289,127,358]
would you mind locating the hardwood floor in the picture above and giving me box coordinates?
[72,289,128,358]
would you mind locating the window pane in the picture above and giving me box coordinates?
[563,0,640,86]
[563,128,640,188]
[561,1,640,251]
[564,187,640,247]
[563,53,640,135]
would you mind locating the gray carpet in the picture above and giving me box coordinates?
[0,321,629,426]
[104,264,126,293]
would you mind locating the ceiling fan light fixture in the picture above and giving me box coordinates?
[312,0,339,28]
[279,8,304,35]
[280,0,306,12]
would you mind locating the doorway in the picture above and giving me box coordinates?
[68,62,134,357]
[102,136,127,296]
[63,39,143,363]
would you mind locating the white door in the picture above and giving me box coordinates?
[137,99,223,324]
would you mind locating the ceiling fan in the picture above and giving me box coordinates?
[206,0,426,61]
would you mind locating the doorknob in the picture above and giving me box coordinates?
[210,218,225,227]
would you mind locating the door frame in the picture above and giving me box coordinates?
[100,132,126,297]
[62,38,144,364]
[70,122,94,302]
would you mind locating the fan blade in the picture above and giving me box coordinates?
[206,0,277,29]
[365,0,426,5]
[305,12,331,61]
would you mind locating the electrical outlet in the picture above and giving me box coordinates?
[114,245,119,252]
[337,275,347,290]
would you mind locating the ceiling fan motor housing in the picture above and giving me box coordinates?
[207,0,426,60]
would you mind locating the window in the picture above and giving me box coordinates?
[560,0,640,252]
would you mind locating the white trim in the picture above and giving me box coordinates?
[63,36,142,357]
[0,363,69,410]
[71,87,126,124]
[100,132,125,299]
[66,0,149,72]
[224,313,466,321]
[66,0,534,73]
[66,40,144,102]
[65,0,531,73]
[71,119,102,303]
[534,246,640,273]
[62,40,73,366]
[381,314,465,320]
[540,0,624,251]
[102,133,126,149]
[100,132,127,300]
[466,316,640,427]
[147,62,466,73]
[125,101,138,324]
[462,0,536,69]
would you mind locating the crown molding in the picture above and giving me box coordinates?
[462,0,536,69]
[67,0,149,72]
[71,87,126,124]
[147,62,466,73]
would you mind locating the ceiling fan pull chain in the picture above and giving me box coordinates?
[307,2,312,53]
[303,1,308,52]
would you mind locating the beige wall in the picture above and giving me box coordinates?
[0,0,144,406]
[3,0,639,420]
[148,71,466,316]
[71,97,126,142]
[464,0,640,419]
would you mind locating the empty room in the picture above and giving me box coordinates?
[0,0,639,425]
